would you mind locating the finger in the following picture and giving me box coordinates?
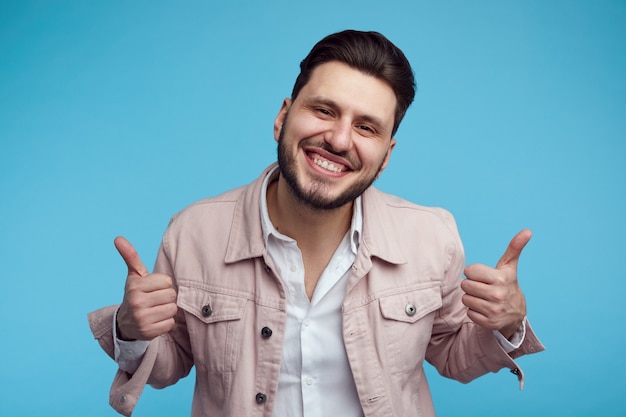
[135,305,178,339]
[140,302,178,324]
[461,279,493,300]
[126,273,174,293]
[463,263,499,284]
[465,308,497,331]
[495,229,532,270]
[125,281,177,307]
[461,293,491,318]
[114,236,149,277]
[140,317,177,340]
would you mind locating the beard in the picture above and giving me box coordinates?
[277,119,385,211]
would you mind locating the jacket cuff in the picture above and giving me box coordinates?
[108,337,160,416]
[88,305,119,360]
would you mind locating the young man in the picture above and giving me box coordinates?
[89,30,544,417]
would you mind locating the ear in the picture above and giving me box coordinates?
[379,138,396,173]
[273,98,292,142]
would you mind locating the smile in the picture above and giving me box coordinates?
[313,157,343,173]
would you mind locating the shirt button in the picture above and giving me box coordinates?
[201,304,213,317]
[405,304,417,316]
[261,326,273,339]
[290,264,297,272]
[303,318,310,327]
[306,377,314,385]
[120,395,126,403]
[255,392,267,404]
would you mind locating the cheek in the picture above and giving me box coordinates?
[287,113,328,139]
[356,142,392,169]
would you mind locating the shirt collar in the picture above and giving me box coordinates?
[259,165,363,255]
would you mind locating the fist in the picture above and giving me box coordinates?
[114,236,178,341]
[460,229,531,339]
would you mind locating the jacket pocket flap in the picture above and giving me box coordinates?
[379,285,442,323]
[177,283,247,324]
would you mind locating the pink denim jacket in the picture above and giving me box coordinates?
[88,164,544,417]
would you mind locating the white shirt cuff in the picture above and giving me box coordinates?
[113,309,150,374]
[493,316,527,353]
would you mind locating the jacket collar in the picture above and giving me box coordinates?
[359,186,408,265]
[224,163,407,266]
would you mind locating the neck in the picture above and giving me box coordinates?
[266,175,353,248]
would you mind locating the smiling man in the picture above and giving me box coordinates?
[89,30,544,417]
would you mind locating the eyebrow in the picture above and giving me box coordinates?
[304,96,388,133]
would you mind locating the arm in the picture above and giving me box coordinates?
[426,229,544,387]
[88,235,194,415]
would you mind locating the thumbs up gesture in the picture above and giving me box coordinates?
[460,229,532,340]
[114,236,178,341]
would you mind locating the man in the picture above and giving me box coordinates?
[89,30,544,417]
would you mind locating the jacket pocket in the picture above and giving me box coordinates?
[377,283,442,376]
[379,284,442,323]
[177,281,249,373]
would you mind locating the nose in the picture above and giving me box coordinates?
[324,120,353,153]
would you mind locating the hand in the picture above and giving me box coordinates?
[460,229,531,339]
[114,236,178,341]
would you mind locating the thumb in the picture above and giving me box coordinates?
[114,236,149,277]
[495,229,532,270]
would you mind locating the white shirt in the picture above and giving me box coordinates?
[259,167,363,417]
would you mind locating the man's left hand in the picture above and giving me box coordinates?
[460,229,532,340]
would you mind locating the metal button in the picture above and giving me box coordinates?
[255,392,267,404]
[405,304,417,316]
[120,395,126,403]
[261,327,273,339]
[201,304,213,317]
[510,368,521,376]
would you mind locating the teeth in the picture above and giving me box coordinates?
[314,158,342,173]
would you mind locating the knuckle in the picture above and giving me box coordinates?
[167,303,178,317]
[493,290,507,303]
[128,297,144,311]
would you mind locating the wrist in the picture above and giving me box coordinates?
[115,313,136,342]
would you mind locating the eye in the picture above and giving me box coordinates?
[357,124,375,134]
[316,107,332,116]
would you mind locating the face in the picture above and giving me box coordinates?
[274,61,397,211]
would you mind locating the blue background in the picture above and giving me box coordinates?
[1,1,624,416]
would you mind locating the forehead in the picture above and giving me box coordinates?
[297,62,397,129]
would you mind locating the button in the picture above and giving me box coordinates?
[290,264,297,272]
[120,395,126,403]
[261,327,273,339]
[303,318,310,327]
[255,392,267,404]
[201,304,213,317]
[263,264,271,273]
[510,368,521,376]
[306,377,314,385]
[405,304,416,316]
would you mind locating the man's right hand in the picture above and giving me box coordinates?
[114,236,178,341]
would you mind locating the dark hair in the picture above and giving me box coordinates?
[291,30,416,136]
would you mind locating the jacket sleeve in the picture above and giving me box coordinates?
[425,210,545,388]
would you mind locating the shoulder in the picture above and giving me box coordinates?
[364,187,459,235]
